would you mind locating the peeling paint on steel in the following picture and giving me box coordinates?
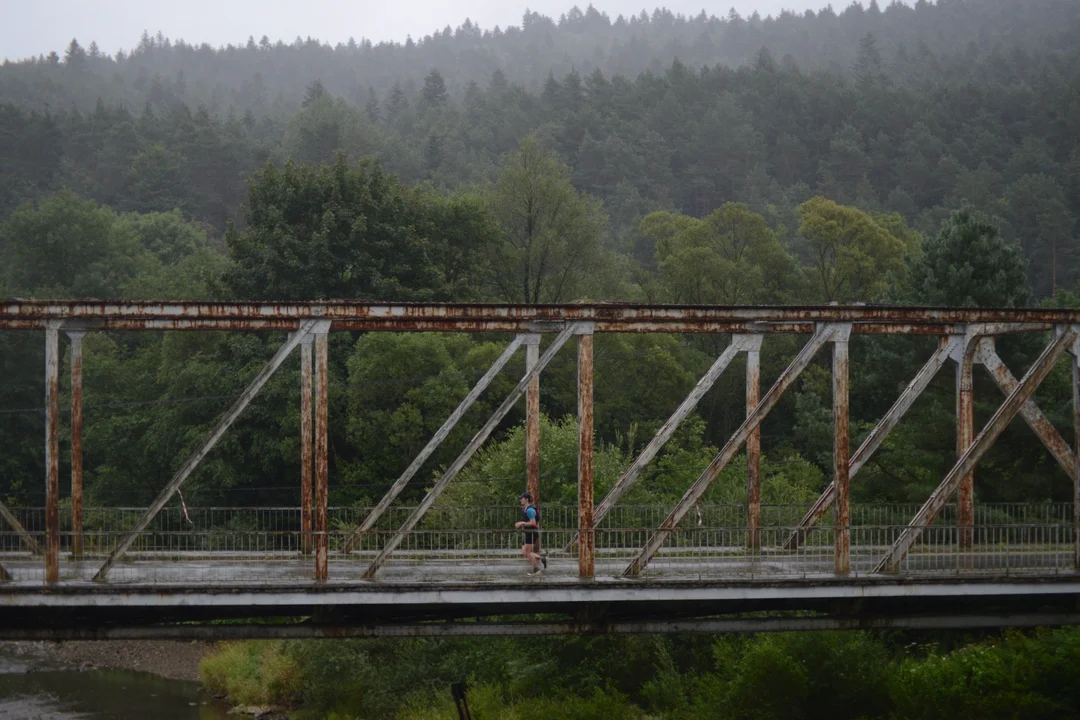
[833,335,850,575]
[578,333,594,578]
[67,331,86,559]
[301,338,313,556]
[44,323,60,585]
[315,332,329,581]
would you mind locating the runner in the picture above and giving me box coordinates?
[515,492,546,575]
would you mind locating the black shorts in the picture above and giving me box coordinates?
[523,531,539,546]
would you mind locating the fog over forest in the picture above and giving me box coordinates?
[8,0,865,60]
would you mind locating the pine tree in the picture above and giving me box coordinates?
[421,69,448,106]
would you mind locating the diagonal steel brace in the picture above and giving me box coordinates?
[564,336,751,551]
[363,324,579,578]
[623,324,842,577]
[783,336,961,550]
[342,335,526,553]
[0,501,40,556]
[976,339,1077,478]
[874,327,1077,573]
[93,320,322,581]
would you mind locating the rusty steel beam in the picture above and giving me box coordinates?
[784,337,961,551]
[342,336,526,553]
[578,331,595,578]
[564,337,747,552]
[1074,339,1080,569]
[0,501,40,556]
[45,322,60,585]
[67,330,86,558]
[743,335,764,551]
[6,300,1080,326]
[0,316,1056,336]
[833,327,851,575]
[314,330,329,582]
[93,320,322,581]
[624,324,841,577]
[525,335,541,507]
[976,340,1077,478]
[956,334,976,550]
[300,337,313,556]
[875,328,1078,573]
[363,324,578,578]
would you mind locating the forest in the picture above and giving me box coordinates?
[2,0,1080,716]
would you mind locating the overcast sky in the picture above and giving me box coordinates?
[2,0,842,61]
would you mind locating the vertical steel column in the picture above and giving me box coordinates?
[833,328,851,575]
[66,330,86,559]
[300,337,314,556]
[314,331,329,581]
[740,335,763,550]
[525,335,541,506]
[1073,336,1080,568]
[44,323,60,584]
[956,338,975,549]
[577,331,594,578]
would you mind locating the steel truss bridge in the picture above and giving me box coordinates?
[3,301,1080,639]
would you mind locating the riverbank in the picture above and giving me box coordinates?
[0,640,218,681]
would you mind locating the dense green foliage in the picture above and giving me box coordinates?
[198,626,1080,719]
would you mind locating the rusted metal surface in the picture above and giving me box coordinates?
[93,320,321,581]
[0,318,1000,335]
[0,317,1055,336]
[578,332,595,578]
[977,340,1077,478]
[525,335,541,507]
[1,300,1076,335]
[44,323,60,585]
[743,335,763,550]
[363,325,578,578]
[833,328,851,575]
[1074,341,1080,569]
[315,331,329,582]
[957,336,975,549]
[300,338,313,556]
[875,328,1078,573]
[342,336,525,553]
[784,337,959,551]
[568,340,744,552]
[6,299,1080,323]
[624,324,840,577]
[67,330,86,558]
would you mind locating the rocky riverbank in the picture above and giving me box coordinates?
[0,640,218,681]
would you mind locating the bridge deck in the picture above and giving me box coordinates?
[0,546,1073,586]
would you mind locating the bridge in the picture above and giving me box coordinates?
[2,301,1080,638]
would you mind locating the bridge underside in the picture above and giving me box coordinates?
[3,575,1080,639]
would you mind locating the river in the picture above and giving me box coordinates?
[0,650,231,719]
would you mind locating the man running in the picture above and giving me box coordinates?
[515,492,547,575]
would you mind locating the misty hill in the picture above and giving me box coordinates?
[1,0,1079,299]
[1,0,1079,115]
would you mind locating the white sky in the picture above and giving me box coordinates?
[1,0,845,61]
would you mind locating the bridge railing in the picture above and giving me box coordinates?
[0,504,1073,572]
